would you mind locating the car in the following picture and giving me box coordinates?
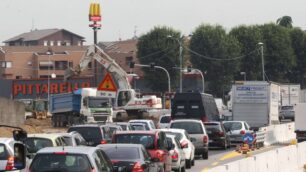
[129,119,156,130]
[105,123,123,136]
[170,119,209,159]
[98,144,160,172]
[24,133,68,158]
[0,138,17,171]
[166,135,186,172]
[204,121,231,149]
[279,105,295,121]
[114,122,133,131]
[130,123,148,130]
[58,131,87,146]
[67,124,112,146]
[112,130,172,172]
[157,128,195,168]
[28,146,114,172]
[223,121,253,145]
[157,114,171,129]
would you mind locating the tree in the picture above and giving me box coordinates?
[259,23,296,82]
[189,24,241,97]
[137,26,181,92]
[276,16,293,28]
[230,25,263,80]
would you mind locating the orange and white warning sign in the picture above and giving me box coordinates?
[97,73,117,92]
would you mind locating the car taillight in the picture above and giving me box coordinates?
[171,150,179,162]
[203,135,208,144]
[5,156,14,171]
[132,162,144,172]
[201,116,208,122]
[218,131,224,137]
[100,140,108,144]
[240,130,246,135]
[91,169,97,172]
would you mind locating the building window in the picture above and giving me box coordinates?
[39,61,54,70]
[16,76,22,79]
[27,61,32,66]
[57,41,61,46]
[44,41,48,46]
[39,75,49,78]
[125,56,133,65]
[50,41,54,46]
[0,61,12,68]
[55,61,68,70]
[69,61,73,68]
[66,42,71,46]
[88,62,92,69]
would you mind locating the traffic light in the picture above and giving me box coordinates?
[150,63,155,71]
[129,61,135,68]
[187,65,192,72]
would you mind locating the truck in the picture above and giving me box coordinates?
[294,103,306,142]
[230,81,280,129]
[280,84,300,106]
[50,88,112,127]
[64,45,162,121]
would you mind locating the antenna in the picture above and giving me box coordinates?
[133,25,138,39]
[31,18,34,31]
[118,30,122,41]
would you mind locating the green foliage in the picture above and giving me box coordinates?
[277,16,293,28]
[136,26,181,92]
[229,25,263,80]
[189,24,241,97]
[259,23,296,82]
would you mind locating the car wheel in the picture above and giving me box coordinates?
[223,141,227,150]
[181,165,186,172]
[186,159,191,169]
[191,158,195,166]
[202,151,208,159]
[159,165,165,172]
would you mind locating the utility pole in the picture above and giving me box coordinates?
[258,42,265,81]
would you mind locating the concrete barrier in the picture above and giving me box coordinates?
[0,97,25,126]
[264,123,296,146]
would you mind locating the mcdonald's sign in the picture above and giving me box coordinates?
[89,3,101,22]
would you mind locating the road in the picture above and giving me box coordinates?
[187,145,284,172]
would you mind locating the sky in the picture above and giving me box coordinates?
[0,0,305,45]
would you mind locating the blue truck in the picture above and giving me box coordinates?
[50,88,113,127]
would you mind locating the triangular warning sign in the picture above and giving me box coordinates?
[97,73,117,91]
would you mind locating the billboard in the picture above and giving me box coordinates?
[234,85,268,103]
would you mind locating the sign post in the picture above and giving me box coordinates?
[97,73,117,98]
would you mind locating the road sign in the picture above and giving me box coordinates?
[97,73,117,92]
[242,133,254,144]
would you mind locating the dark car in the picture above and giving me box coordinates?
[98,144,160,172]
[204,122,231,149]
[67,124,112,146]
[112,130,172,172]
[115,122,133,131]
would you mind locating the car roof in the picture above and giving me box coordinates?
[130,123,146,126]
[27,133,64,140]
[37,146,98,155]
[114,122,130,125]
[157,128,186,133]
[171,119,202,123]
[161,114,171,117]
[0,138,14,144]
[69,124,106,127]
[115,130,158,135]
[223,121,245,123]
[97,143,144,149]
[129,120,153,122]
[204,121,221,125]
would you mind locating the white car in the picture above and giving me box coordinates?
[157,114,171,129]
[0,138,17,171]
[167,135,186,172]
[223,121,253,145]
[158,128,195,169]
[129,119,156,130]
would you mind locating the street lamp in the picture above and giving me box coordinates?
[184,67,205,93]
[167,35,183,93]
[258,42,265,81]
[46,51,52,103]
[240,72,246,81]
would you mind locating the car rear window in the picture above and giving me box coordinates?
[171,122,203,134]
[0,144,9,160]
[131,124,147,131]
[68,127,102,141]
[223,122,242,131]
[281,106,293,110]
[25,138,53,153]
[204,123,222,132]
[130,122,149,130]
[101,147,140,160]
[119,125,127,130]
[160,116,171,123]
[115,134,155,149]
[30,153,91,172]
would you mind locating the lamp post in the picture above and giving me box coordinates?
[46,51,52,103]
[240,72,246,81]
[167,35,183,92]
[258,42,265,81]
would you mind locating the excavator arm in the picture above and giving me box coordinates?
[64,45,131,90]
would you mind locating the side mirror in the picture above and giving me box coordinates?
[13,130,27,142]
[190,137,196,142]
[180,142,188,149]
[13,143,26,170]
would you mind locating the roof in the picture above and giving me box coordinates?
[129,119,153,123]
[115,130,158,135]
[27,133,64,140]
[0,138,14,144]
[97,143,144,149]
[37,146,98,155]
[157,128,186,133]
[170,119,202,123]
[4,28,85,43]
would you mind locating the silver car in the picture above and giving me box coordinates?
[223,121,253,145]
[0,138,16,171]
[166,135,186,172]
[279,105,295,121]
[170,119,209,159]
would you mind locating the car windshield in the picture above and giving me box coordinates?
[115,134,155,149]
[160,116,171,123]
[281,106,293,110]
[25,138,53,153]
[30,154,91,172]
[223,122,242,131]
[165,132,183,141]
[171,122,203,134]
[88,98,110,108]
[101,147,140,160]
[0,144,9,160]
[68,127,102,140]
